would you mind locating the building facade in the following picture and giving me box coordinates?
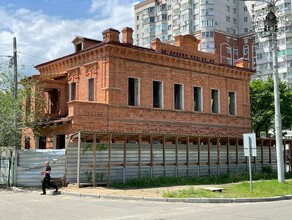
[23,27,253,149]
[134,0,255,69]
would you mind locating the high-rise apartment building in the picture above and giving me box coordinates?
[251,0,292,87]
[134,0,255,68]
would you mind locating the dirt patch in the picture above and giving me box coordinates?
[61,184,224,198]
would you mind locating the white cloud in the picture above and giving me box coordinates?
[0,0,138,76]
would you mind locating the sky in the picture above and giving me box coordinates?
[0,0,142,76]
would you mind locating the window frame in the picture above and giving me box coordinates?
[211,89,220,113]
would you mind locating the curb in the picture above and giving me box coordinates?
[60,191,292,203]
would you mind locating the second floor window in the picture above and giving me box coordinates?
[194,87,202,112]
[174,84,183,110]
[211,89,219,113]
[128,77,140,106]
[229,92,236,115]
[87,78,95,101]
[69,82,76,101]
[153,81,163,108]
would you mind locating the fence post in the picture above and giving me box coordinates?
[163,135,166,177]
[108,133,112,186]
[92,132,96,187]
[13,148,18,186]
[77,132,81,188]
[138,135,141,179]
[197,137,201,177]
[123,135,127,183]
[217,138,220,176]
[186,136,189,177]
[175,135,178,177]
[208,137,211,176]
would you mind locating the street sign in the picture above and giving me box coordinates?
[243,133,257,157]
[243,133,257,193]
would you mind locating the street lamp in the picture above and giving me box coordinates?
[253,0,286,183]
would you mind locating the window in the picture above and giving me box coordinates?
[226,16,230,22]
[46,89,59,114]
[233,47,238,60]
[25,137,30,149]
[150,16,155,23]
[153,81,163,108]
[228,92,236,115]
[211,89,219,113]
[174,84,183,110]
[202,31,214,38]
[201,20,214,26]
[227,47,231,54]
[162,14,167,20]
[87,78,95,101]
[244,17,248,22]
[69,82,77,101]
[75,43,82,52]
[202,8,214,16]
[243,6,247,12]
[243,46,249,59]
[226,6,230,12]
[193,87,202,112]
[128,78,140,106]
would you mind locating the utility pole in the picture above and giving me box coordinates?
[13,37,19,149]
[252,0,285,182]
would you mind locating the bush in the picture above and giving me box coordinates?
[262,165,273,175]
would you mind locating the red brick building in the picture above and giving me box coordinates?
[23,27,254,149]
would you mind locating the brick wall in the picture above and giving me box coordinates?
[30,29,254,149]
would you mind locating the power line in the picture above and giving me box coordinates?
[19,51,48,61]
[0,59,12,66]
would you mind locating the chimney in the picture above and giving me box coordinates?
[102,28,120,43]
[122,27,133,45]
[235,58,249,69]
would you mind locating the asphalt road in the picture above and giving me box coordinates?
[1,190,292,220]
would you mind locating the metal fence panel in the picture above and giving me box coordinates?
[16,149,66,187]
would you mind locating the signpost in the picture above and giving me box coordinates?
[243,133,257,193]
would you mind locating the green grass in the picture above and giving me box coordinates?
[112,171,292,189]
[163,179,292,198]
[111,171,292,198]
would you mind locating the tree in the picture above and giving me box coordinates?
[0,63,21,146]
[0,63,49,147]
[250,77,292,137]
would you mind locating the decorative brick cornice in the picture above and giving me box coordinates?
[107,44,253,80]
[37,41,253,81]
[68,67,80,81]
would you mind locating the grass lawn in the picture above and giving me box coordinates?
[163,179,292,198]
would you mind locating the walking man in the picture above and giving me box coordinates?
[41,161,58,195]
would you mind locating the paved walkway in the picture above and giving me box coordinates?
[10,185,292,204]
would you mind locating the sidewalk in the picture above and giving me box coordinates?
[58,184,292,204]
[9,183,292,203]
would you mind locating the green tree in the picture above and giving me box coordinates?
[0,63,48,147]
[250,77,292,137]
[0,64,21,146]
